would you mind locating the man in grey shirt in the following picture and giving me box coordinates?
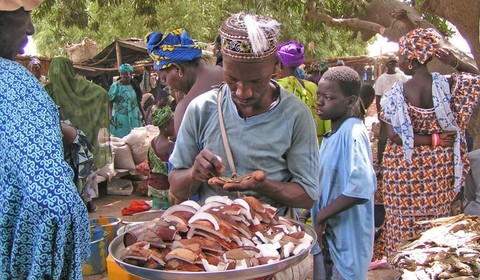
[168,12,319,215]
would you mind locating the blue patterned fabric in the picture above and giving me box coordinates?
[146,28,203,70]
[108,81,143,138]
[380,82,415,161]
[431,72,462,192]
[0,57,90,279]
[62,121,95,197]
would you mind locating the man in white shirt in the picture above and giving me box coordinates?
[374,55,409,165]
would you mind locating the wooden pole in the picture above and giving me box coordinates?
[115,41,122,67]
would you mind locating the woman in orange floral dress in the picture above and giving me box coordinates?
[379,28,480,260]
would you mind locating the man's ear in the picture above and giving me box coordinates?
[172,63,183,76]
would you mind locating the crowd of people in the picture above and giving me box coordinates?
[2,1,480,279]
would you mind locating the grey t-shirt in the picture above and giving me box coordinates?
[169,82,319,213]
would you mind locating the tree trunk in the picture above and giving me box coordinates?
[307,0,480,149]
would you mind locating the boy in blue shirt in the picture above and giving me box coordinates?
[311,66,376,280]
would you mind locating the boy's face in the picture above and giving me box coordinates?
[316,79,356,124]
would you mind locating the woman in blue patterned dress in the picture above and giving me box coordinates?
[109,63,143,138]
[0,2,90,279]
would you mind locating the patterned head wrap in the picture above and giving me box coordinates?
[118,63,133,73]
[0,0,43,11]
[277,40,305,68]
[146,28,203,71]
[398,28,441,65]
[152,106,173,127]
[220,12,281,61]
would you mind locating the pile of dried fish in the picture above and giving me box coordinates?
[392,214,480,279]
[121,195,314,272]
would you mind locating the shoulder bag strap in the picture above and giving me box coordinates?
[217,87,238,177]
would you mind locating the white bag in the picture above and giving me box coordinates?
[124,127,152,165]
[113,144,136,171]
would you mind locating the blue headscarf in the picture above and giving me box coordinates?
[118,63,133,73]
[146,28,203,71]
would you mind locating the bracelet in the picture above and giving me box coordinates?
[431,133,440,146]
[453,58,460,69]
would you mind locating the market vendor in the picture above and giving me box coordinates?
[168,12,319,215]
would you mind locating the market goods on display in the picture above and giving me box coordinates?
[392,215,480,279]
[120,196,314,272]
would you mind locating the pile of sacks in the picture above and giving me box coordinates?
[97,125,159,180]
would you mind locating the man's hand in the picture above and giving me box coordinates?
[190,149,226,182]
[314,220,327,249]
[208,170,266,192]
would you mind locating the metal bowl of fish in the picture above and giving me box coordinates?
[109,196,317,280]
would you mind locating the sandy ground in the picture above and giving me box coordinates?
[84,184,400,280]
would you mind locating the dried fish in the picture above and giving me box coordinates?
[121,195,314,273]
[392,215,480,279]
[218,175,251,183]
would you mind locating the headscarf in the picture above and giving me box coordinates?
[277,40,305,68]
[220,12,280,61]
[118,63,133,73]
[146,28,203,71]
[0,0,42,11]
[44,57,110,168]
[398,28,441,65]
[152,106,173,127]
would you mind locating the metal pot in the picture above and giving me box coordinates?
[109,220,316,280]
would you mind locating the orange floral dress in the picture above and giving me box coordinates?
[380,72,480,260]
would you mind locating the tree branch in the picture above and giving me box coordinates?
[306,11,387,35]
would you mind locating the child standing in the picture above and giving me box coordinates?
[311,66,376,280]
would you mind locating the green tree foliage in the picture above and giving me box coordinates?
[32,0,368,59]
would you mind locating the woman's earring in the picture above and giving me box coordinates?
[408,64,413,70]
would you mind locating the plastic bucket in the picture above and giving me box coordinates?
[82,225,108,276]
[89,216,121,250]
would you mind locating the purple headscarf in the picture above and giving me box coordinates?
[277,40,305,68]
